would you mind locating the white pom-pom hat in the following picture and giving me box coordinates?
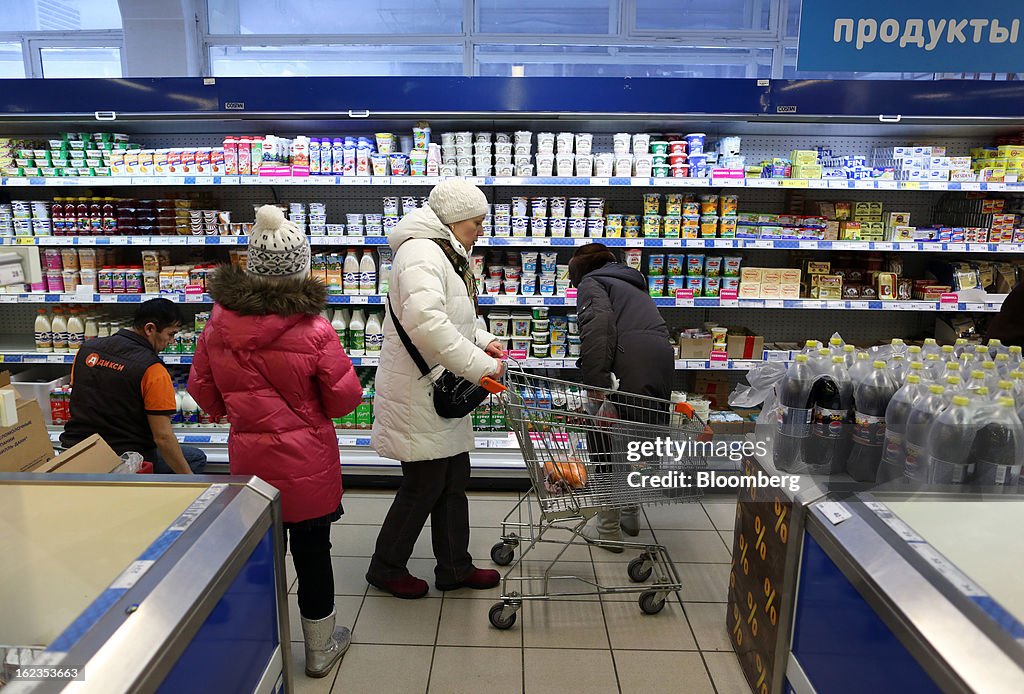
[247,205,311,281]
[428,178,489,225]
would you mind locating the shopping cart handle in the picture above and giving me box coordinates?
[481,376,506,394]
[674,402,696,418]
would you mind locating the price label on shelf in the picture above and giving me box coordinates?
[764,300,784,308]
[508,350,528,360]
[184,285,206,303]
[751,240,775,249]
[901,182,921,190]
[807,180,829,189]
[720,288,738,307]
[781,179,809,188]
[46,354,68,364]
[625,239,644,247]
[590,178,609,186]
[709,351,729,369]
[15,237,35,245]
[876,180,897,190]
[100,294,119,303]
[939,293,959,311]
[946,243,966,252]
[746,179,776,188]
[565,288,578,300]
[675,289,694,308]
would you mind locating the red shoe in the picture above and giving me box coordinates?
[366,572,429,599]
[436,568,501,591]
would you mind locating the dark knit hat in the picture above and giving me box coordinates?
[569,243,617,287]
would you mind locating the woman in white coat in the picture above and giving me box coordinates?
[367,179,506,599]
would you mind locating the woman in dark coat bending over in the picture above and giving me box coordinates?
[569,243,675,550]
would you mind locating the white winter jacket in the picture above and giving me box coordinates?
[372,206,499,462]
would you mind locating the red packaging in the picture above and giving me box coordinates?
[223,138,238,175]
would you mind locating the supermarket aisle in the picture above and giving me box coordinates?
[284,490,745,694]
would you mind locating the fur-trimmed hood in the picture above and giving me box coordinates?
[208,264,326,317]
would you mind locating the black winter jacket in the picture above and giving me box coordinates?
[576,263,674,399]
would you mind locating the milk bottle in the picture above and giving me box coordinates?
[34,309,52,353]
[67,308,85,352]
[349,309,366,356]
[359,250,377,295]
[180,391,200,425]
[51,308,68,353]
[331,309,349,346]
[365,312,383,354]
[343,249,360,294]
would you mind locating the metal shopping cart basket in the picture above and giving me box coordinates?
[483,365,711,630]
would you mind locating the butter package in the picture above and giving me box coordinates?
[885,212,911,228]
[780,269,802,285]
[740,267,763,283]
[738,282,761,299]
[790,150,819,166]
[759,283,782,299]
[780,283,801,299]
[761,269,783,285]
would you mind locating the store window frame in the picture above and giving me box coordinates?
[200,0,791,78]
[0,30,124,78]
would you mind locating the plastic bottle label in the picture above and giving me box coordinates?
[366,332,383,353]
[812,407,847,440]
[881,431,905,463]
[776,405,812,437]
[974,460,1016,486]
[350,332,365,352]
[343,272,359,293]
[903,442,926,479]
[928,457,971,485]
[852,413,886,446]
[34,330,52,349]
[359,271,377,293]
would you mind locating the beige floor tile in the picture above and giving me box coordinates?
[614,650,715,694]
[286,594,363,643]
[642,503,716,531]
[703,500,738,531]
[352,595,441,645]
[719,530,735,552]
[364,557,445,598]
[329,524,382,557]
[470,499,523,528]
[587,531,661,561]
[684,602,733,651]
[331,644,432,693]
[287,642,339,693]
[524,648,617,694]
[429,646,523,693]
[437,599,525,647]
[513,560,600,601]
[703,651,749,693]
[654,530,731,563]
[338,495,394,526]
[677,562,730,603]
[328,556,370,597]
[602,599,698,651]
[521,600,610,649]
[467,490,524,502]
[503,530,595,562]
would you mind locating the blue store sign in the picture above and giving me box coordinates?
[798,0,1024,72]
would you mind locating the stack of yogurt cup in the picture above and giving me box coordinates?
[475,250,570,297]
[486,309,580,360]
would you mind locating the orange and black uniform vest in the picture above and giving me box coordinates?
[61,329,175,456]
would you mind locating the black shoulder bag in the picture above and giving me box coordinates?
[386,294,491,419]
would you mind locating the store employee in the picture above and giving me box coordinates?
[60,299,206,474]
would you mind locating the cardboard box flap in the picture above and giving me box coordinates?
[36,434,122,474]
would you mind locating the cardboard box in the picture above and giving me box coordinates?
[0,372,53,472]
[0,372,122,474]
[780,283,801,299]
[740,267,764,283]
[694,374,731,410]
[760,282,782,299]
[726,331,765,360]
[678,336,713,359]
[34,434,122,474]
[780,269,802,285]
[805,261,830,275]
[738,282,761,299]
[761,269,783,284]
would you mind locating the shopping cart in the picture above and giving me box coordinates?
[482,365,710,630]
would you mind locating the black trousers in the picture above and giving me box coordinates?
[368,452,474,584]
[284,524,334,621]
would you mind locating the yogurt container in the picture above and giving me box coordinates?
[586,218,605,238]
[510,338,531,356]
[504,279,520,295]
[643,194,661,215]
[705,257,723,277]
[551,343,567,358]
[531,217,548,237]
[569,197,587,218]
[575,154,594,177]
[531,197,548,217]
[521,251,539,273]
[569,218,587,238]
[512,314,532,337]
[484,278,502,295]
[685,133,706,155]
[719,216,738,238]
[388,153,409,176]
[667,276,686,294]
[531,342,550,358]
[723,256,742,277]
[511,197,529,217]
[671,164,690,178]
[632,134,651,155]
[700,215,719,238]
[613,133,631,154]
[540,252,557,273]
[532,306,549,320]
[520,274,537,295]
[575,133,593,156]
[567,314,579,335]
[688,153,709,177]
[634,155,654,177]
[687,276,703,292]
[624,248,643,270]
[643,215,661,238]
[549,218,567,237]
[668,141,688,155]
[532,318,550,333]
[615,155,634,177]
[539,274,556,296]
[594,153,615,177]
[648,275,665,297]
[536,154,554,176]
[653,165,670,178]
[567,336,582,357]
[511,217,529,237]
[587,198,605,218]
[667,254,684,276]
[648,254,666,276]
[663,216,681,238]
[556,154,574,176]
[687,254,705,276]
[556,132,574,153]
[704,276,722,298]
[718,136,741,156]
[722,277,740,291]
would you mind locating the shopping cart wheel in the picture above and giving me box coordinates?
[627,555,653,583]
[490,542,515,566]
[639,591,666,615]
[489,602,518,630]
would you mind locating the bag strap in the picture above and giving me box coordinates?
[386,294,432,378]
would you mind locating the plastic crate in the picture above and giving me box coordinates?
[10,367,70,425]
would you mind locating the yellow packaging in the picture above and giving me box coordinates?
[762,269,783,284]
[791,150,819,165]
[740,267,764,283]
[781,269,802,284]
[760,283,782,299]
[738,282,761,299]
[780,283,801,299]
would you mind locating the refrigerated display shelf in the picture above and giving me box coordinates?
[4,235,1022,254]
[1,292,1005,312]
[3,175,1023,192]
[0,351,794,370]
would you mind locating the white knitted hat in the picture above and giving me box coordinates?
[247,205,311,281]
[428,179,489,225]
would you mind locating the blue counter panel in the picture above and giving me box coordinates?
[791,534,941,694]
[157,528,280,694]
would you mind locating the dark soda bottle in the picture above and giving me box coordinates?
[773,354,814,473]
[847,360,897,482]
[969,397,1023,486]
[925,395,976,485]
[806,356,851,475]
[904,384,946,485]
[877,374,924,483]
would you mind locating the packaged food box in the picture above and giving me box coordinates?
[761,269,783,285]
[740,267,763,283]
[804,261,830,275]
[738,282,761,299]
[760,282,782,299]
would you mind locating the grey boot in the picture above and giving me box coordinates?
[620,506,640,537]
[301,609,352,678]
[582,509,624,553]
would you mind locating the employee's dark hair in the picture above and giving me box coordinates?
[133,298,185,331]
[569,243,618,287]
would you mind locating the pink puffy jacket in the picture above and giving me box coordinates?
[188,265,362,524]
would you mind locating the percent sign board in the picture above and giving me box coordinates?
[727,456,795,694]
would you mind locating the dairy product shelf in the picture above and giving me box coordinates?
[3,175,1022,192]
[4,235,1022,254]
